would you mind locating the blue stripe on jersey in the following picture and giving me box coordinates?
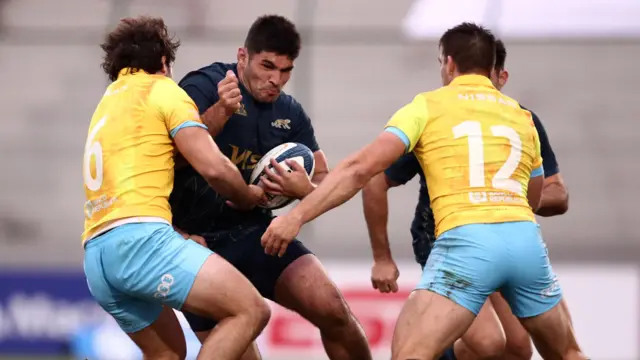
[385,127,410,152]
[531,165,544,178]
[170,121,208,138]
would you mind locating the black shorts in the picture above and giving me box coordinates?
[183,218,313,332]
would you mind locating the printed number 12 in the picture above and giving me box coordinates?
[453,120,523,194]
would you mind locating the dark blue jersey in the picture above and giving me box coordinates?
[170,62,320,234]
[384,106,559,266]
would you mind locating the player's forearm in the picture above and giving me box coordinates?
[289,155,372,225]
[311,170,328,185]
[201,102,232,137]
[300,170,328,198]
[536,178,569,217]
[362,181,393,261]
[204,157,255,207]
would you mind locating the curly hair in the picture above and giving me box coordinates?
[100,16,180,81]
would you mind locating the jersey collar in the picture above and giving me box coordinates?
[449,74,495,88]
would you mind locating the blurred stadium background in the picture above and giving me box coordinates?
[0,0,639,359]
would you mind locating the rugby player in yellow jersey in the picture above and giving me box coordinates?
[261,23,587,360]
[363,39,572,360]
[82,17,270,360]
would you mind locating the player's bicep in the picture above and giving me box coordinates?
[173,126,225,178]
[311,150,329,182]
[384,95,429,152]
[354,131,408,179]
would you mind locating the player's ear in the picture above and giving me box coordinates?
[499,69,509,87]
[237,48,248,66]
[446,55,455,77]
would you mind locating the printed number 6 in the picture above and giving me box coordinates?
[83,116,107,191]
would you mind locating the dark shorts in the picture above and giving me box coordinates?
[183,218,313,332]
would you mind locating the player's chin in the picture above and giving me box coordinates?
[258,91,280,102]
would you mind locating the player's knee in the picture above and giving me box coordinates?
[245,296,271,331]
[466,328,506,358]
[315,291,352,331]
[505,333,533,360]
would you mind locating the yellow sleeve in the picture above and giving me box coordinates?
[530,121,544,177]
[384,94,429,152]
[149,78,207,138]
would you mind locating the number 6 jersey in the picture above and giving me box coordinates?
[82,68,206,243]
[385,75,543,237]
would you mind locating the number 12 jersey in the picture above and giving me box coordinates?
[385,75,543,237]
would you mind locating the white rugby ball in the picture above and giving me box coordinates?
[250,142,315,210]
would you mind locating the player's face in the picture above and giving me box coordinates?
[237,49,294,103]
[490,68,509,90]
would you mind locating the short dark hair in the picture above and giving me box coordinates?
[244,15,301,60]
[100,16,180,81]
[439,22,496,75]
[495,39,507,71]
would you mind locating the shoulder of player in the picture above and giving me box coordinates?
[178,62,235,89]
[518,104,544,128]
[148,76,190,103]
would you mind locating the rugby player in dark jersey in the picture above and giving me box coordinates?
[362,39,570,360]
[169,15,371,360]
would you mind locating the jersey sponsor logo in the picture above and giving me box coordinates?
[229,145,262,170]
[84,195,118,219]
[153,274,175,299]
[271,119,291,130]
[235,102,248,116]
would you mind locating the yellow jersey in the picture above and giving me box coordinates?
[385,75,543,237]
[82,69,206,242]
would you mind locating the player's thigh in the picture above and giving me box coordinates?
[181,252,270,322]
[392,289,475,359]
[417,224,506,316]
[490,292,532,358]
[518,301,581,360]
[273,251,352,329]
[127,306,187,360]
[460,298,506,358]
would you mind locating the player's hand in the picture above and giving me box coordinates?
[226,185,267,210]
[261,159,314,199]
[261,214,302,257]
[217,70,242,115]
[371,259,400,293]
[188,234,207,247]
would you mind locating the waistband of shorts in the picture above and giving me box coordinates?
[84,216,170,249]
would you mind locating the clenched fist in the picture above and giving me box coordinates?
[217,70,242,115]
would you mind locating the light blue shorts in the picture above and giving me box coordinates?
[83,222,213,333]
[417,221,562,318]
